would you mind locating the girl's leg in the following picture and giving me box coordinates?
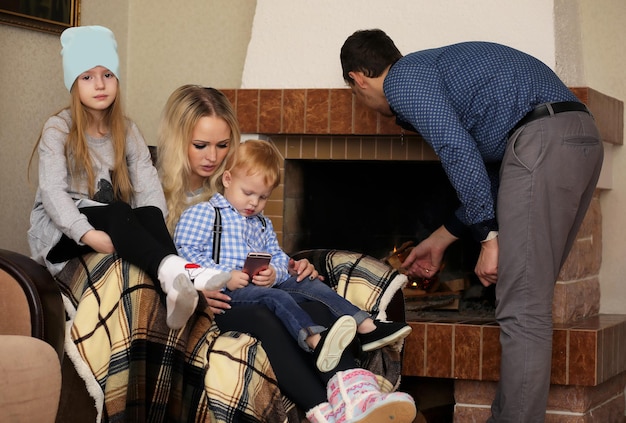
[132,206,178,250]
[81,203,174,281]
[81,203,229,291]
[46,233,93,263]
[47,203,174,272]
[81,202,229,329]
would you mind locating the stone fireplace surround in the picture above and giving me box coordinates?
[220,87,626,421]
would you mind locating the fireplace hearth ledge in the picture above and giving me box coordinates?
[402,314,626,421]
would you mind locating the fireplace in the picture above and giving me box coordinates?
[222,86,621,323]
[223,87,626,421]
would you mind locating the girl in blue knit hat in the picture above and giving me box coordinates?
[27,25,230,330]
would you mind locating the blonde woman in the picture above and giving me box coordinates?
[157,85,416,423]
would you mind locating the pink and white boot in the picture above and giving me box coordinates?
[306,402,339,423]
[327,369,416,423]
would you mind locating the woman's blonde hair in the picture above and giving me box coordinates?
[226,139,282,191]
[157,85,240,233]
[29,83,132,202]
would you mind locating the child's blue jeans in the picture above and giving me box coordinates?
[225,275,370,352]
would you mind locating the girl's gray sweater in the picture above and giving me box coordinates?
[28,109,166,275]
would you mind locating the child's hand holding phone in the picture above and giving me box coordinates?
[243,252,272,277]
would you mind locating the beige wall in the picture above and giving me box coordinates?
[578,0,626,315]
[1,0,624,317]
[1,26,69,256]
[125,0,256,145]
[243,0,557,88]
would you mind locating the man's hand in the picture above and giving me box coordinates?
[475,237,498,286]
[80,229,115,254]
[401,225,457,279]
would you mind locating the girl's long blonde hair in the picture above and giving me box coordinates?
[29,85,133,202]
[157,85,240,233]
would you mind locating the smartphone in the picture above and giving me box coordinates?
[243,252,272,276]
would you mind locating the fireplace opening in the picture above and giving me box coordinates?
[283,159,496,315]
[284,160,459,256]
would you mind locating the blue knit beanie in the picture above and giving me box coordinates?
[60,25,119,91]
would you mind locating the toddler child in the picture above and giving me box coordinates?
[174,139,411,371]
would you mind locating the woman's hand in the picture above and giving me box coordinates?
[80,229,115,254]
[202,289,232,315]
[288,258,321,282]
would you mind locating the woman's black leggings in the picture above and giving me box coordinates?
[47,202,176,284]
[215,301,360,411]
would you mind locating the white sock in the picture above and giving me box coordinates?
[165,274,198,329]
[158,254,231,291]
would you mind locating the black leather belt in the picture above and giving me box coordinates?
[510,101,590,135]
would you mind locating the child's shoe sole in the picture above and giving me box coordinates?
[315,315,357,372]
[361,324,412,352]
[350,392,417,423]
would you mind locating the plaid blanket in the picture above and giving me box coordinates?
[54,250,408,422]
[309,249,406,322]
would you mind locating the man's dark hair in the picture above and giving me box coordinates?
[340,29,403,85]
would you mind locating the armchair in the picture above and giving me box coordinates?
[0,249,64,422]
[0,247,408,422]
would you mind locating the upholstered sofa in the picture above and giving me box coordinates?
[0,247,407,422]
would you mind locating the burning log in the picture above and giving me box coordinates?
[383,240,415,270]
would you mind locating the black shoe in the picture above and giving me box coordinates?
[359,320,412,352]
[312,315,357,372]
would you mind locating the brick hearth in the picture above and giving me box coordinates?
[220,87,625,421]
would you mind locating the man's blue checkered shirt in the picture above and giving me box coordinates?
[384,41,578,239]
